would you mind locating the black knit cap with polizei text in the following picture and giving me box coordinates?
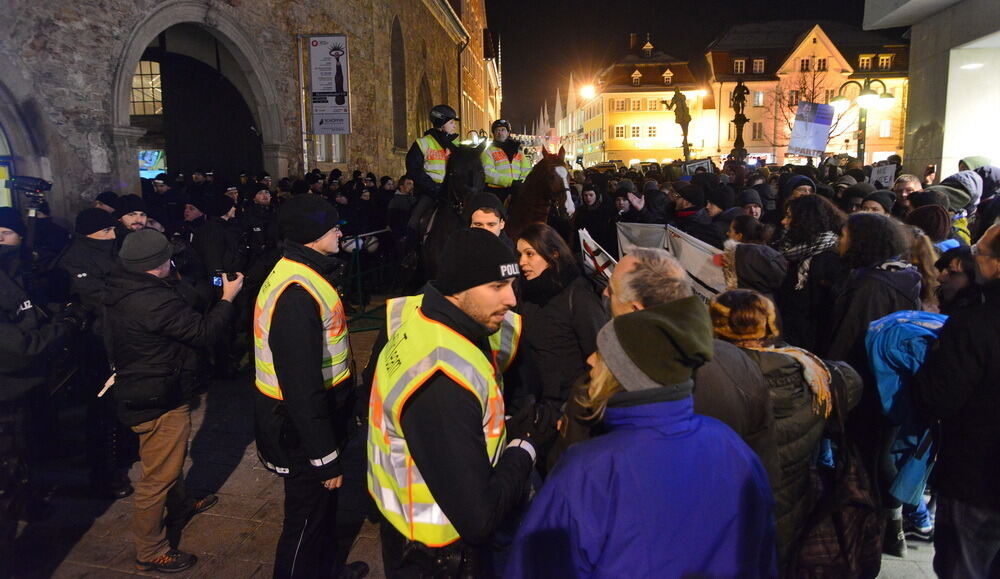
[435,227,520,295]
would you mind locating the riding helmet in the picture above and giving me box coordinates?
[430,104,460,127]
[491,119,512,134]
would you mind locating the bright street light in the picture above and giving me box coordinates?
[580,84,596,100]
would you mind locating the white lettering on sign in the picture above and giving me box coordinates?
[499,263,520,277]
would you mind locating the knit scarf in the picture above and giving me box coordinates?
[781,231,839,290]
[743,344,833,417]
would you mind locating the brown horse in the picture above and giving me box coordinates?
[505,146,576,241]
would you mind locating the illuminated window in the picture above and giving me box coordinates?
[631,70,642,86]
[752,122,764,140]
[752,59,765,74]
[630,125,641,138]
[879,119,891,138]
[130,60,163,116]
[614,125,625,138]
[648,126,657,138]
[631,98,641,111]
[648,98,660,110]
[825,89,836,103]
[859,56,872,71]
[662,69,673,85]
[788,90,800,105]
[615,99,626,111]
[816,58,827,72]
[800,59,811,72]
[878,55,892,70]
[753,91,764,107]
[733,59,746,74]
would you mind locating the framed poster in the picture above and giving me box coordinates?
[307,35,351,135]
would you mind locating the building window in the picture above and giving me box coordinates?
[648,125,657,138]
[648,98,660,110]
[878,55,892,70]
[615,99,626,111]
[859,56,872,71]
[631,98,641,111]
[879,119,892,138]
[800,58,811,72]
[662,69,673,85]
[788,90,800,105]
[752,122,764,140]
[753,91,764,107]
[631,125,641,138]
[825,89,837,104]
[752,58,765,74]
[632,76,641,86]
[614,125,625,139]
[733,59,746,74]
[130,60,163,115]
[816,58,827,72]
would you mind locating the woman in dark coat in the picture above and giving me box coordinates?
[516,223,608,408]
[774,195,846,352]
[824,212,922,557]
[574,185,617,258]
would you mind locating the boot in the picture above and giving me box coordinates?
[883,508,907,557]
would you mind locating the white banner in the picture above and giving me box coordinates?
[616,222,668,258]
[308,35,351,134]
[579,228,616,286]
[868,164,897,189]
[665,226,725,301]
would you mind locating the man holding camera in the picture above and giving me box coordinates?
[104,229,243,573]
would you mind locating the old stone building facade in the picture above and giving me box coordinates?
[0,0,498,220]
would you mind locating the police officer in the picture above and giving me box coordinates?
[252,194,358,578]
[368,228,556,577]
[405,104,460,236]
[481,119,532,204]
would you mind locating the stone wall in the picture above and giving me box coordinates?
[0,0,474,221]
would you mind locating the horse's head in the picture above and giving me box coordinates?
[525,146,574,216]
[442,142,486,212]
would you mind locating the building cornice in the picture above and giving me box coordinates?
[421,0,470,44]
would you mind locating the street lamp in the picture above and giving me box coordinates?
[829,78,894,163]
[580,84,596,100]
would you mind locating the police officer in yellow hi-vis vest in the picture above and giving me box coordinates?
[253,194,363,579]
[404,104,460,238]
[481,119,533,204]
[368,228,558,577]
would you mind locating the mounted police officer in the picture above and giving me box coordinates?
[367,227,556,577]
[481,119,532,204]
[404,104,460,240]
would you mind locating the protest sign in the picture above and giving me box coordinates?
[787,101,834,158]
[579,229,616,286]
[868,164,897,188]
[616,222,668,258]
[681,158,713,176]
[664,226,724,301]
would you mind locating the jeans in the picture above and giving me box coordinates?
[934,496,1000,578]
[130,405,191,561]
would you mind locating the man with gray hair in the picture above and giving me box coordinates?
[551,247,780,485]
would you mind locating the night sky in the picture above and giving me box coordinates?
[485,0,868,131]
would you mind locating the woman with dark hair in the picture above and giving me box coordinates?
[516,223,608,408]
[905,204,962,253]
[723,215,787,303]
[774,195,846,351]
[574,185,617,258]
[825,212,922,557]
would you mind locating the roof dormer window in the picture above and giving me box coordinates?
[734,59,746,75]
[662,68,673,86]
[631,69,642,86]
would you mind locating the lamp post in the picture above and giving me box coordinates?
[829,78,894,164]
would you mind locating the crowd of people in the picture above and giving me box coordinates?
[0,102,998,579]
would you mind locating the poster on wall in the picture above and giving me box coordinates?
[787,101,834,158]
[308,35,351,135]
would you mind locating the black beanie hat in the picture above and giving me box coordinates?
[115,195,148,218]
[843,182,877,200]
[279,194,341,243]
[75,208,118,235]
[464,192,506,222]
[206,195,235,218]
[0,207,26,237]
[707,186,736,210]
[119,229,174,272]
[96,191,119,208]
[864,190,897,213]
[435,228,521,295]
[737,188,762,207]
[678,184,706,207]
[596,297,714,396]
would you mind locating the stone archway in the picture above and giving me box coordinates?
[111,0,290,187]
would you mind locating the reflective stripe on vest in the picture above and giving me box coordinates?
[416,135,451,184]
[481,144,532,188]
[253,257,351,399]
[385,295,521,374]
[367,309,505,547]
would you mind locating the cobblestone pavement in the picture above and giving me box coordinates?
[18,303,935,578]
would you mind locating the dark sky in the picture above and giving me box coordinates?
[485,0,867,131]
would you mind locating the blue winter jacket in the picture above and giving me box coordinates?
[506,396,777,579]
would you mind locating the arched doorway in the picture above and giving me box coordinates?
[112,2,288,188]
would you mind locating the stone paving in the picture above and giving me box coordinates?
[15,304,936,578]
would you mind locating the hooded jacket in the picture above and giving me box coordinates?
[507,394,776,579]
[103,266,234,425]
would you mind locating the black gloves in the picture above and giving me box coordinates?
[506,403,559,455]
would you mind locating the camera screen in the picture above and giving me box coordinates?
[212,275,223,287]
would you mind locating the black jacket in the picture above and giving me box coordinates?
[675,207,725,248]
[913,281,1000,511]
[405,129,457,199]
[519,271,608,405]
[394,284,534,545]
[192,216,246,275]
[56,235,117,335]
[253,242,352,479]
[0,247,75,402]
[776,249,842,352]
[243,203,278,265]
[621,189,671,225]
[103,266,235,425]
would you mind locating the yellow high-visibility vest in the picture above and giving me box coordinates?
[481,143,533,189]
[384,294,521,375]
[416,134,454,184]
[253,257,351,399]
[367,307,506,547]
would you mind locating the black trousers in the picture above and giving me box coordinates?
[379,514,494,579]
[274,470,339,579]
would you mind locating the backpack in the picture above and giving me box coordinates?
[785,361,884,579]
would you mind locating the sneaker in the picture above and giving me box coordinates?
[165,494,219,547]
[904,521,934,542]
[135,549,197,573]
